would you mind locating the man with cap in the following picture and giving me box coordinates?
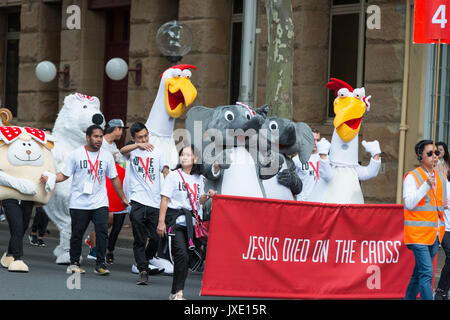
[103,119,128,165]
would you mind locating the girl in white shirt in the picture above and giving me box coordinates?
[157,144,217,300]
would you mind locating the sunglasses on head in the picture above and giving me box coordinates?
[425,150,440,157]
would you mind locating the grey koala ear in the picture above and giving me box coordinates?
[294,122,314,164]
[185,106,214,144]
[255,104,269,119]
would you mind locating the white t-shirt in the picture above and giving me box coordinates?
[161,169,205,225]
[102,137,125,165]
[61,146,118,210]
[294,153,320,201]
[128,147,169,208]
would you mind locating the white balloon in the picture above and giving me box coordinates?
[105,58,129,81]
[35,61,57,82]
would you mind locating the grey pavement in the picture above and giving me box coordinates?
[0,219,228,300]
[0,218,447,300]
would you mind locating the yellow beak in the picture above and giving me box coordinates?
[333,97,366,142]
[164,77,197,118]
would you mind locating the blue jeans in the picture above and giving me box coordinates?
[404,237,440,300]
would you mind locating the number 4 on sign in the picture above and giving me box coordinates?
[432,5,447,29]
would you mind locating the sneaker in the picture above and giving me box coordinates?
[169,291,186,300]
[435,289,448,300]
[0,214,5,222]
[66,263,85,274]
[28,234,39,246]
[136,271,148,285]
[106,252,114,264]
[94,263,110,275]
[87,247,97,260]
[37,238,46,247]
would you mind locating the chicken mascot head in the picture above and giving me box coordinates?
[145,64,197,169]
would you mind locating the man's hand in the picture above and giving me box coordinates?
[426,172,436,187]
[157,221,166,238]
[137,143,154,152]
[121,197,129,208]
[40,171,56,193]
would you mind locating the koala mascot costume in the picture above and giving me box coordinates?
[259,114,314,200]
[43,93,105,264]
[185,103,282,199]
[0,108,57,272]
[309,78,381,204]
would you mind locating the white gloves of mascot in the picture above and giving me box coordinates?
[361,140,381,157]
[316,138,331,155]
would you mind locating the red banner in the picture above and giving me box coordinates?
[414,0,450,44]
[201,195,415,299]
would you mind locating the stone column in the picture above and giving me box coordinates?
[59,0,105,108]
[127,0,178,127]
[17,1,61,129]
[176,0,231,128]
[362,0,406,203]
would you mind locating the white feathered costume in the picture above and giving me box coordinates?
[308,78,381,204]
[140,64,197,273]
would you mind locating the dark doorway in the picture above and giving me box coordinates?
[103,7,130,148]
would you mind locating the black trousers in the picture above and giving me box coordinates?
[69,207,108,265]
[171,225,196,294]
[107,213,127,252]
[129,201,160,272]
[31,206,49,238]
[438,231,450,293]
[2,199,34,260]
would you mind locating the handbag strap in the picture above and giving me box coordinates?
[177,169,199,217]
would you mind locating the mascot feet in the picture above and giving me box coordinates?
[149,257,173,275]
[1,252,14,268]
[55,251,74,265]
[8,260,29,273]
[53,246,65,258]
[131,263,164,275]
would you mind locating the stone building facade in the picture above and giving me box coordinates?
[0,0,434,204]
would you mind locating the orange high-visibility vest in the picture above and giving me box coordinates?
[404,167,446,245]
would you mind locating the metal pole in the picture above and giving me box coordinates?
[432,39,441,171]
[238,0,257,106]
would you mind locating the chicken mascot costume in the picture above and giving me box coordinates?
[0,108,56,272]
[309,78,381,204]
[138,64,197,274]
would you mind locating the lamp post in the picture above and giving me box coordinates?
[35,61,70,87]
[105,57,142,86]
[156,20,193,65]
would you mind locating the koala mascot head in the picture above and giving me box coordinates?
[0,126,56,204]
[52,93,105,144]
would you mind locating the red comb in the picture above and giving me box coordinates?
[326,78,353,97]
[160,64,197,78]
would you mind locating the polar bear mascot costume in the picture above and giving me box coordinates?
[43,93,105,264]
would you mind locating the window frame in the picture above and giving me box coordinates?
[327,0,366,120]
[3,7,20,116]
[423,43,450,142]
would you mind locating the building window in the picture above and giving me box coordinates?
[4,10,20,117]
[327,0,366,118]
[228,0,243,105]
[424,44,450,143]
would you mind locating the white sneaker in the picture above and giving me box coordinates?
[131,263,164,275]
[169,291,186,300]
[150,257,173,275]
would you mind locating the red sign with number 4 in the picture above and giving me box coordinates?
[414,0,450,43]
